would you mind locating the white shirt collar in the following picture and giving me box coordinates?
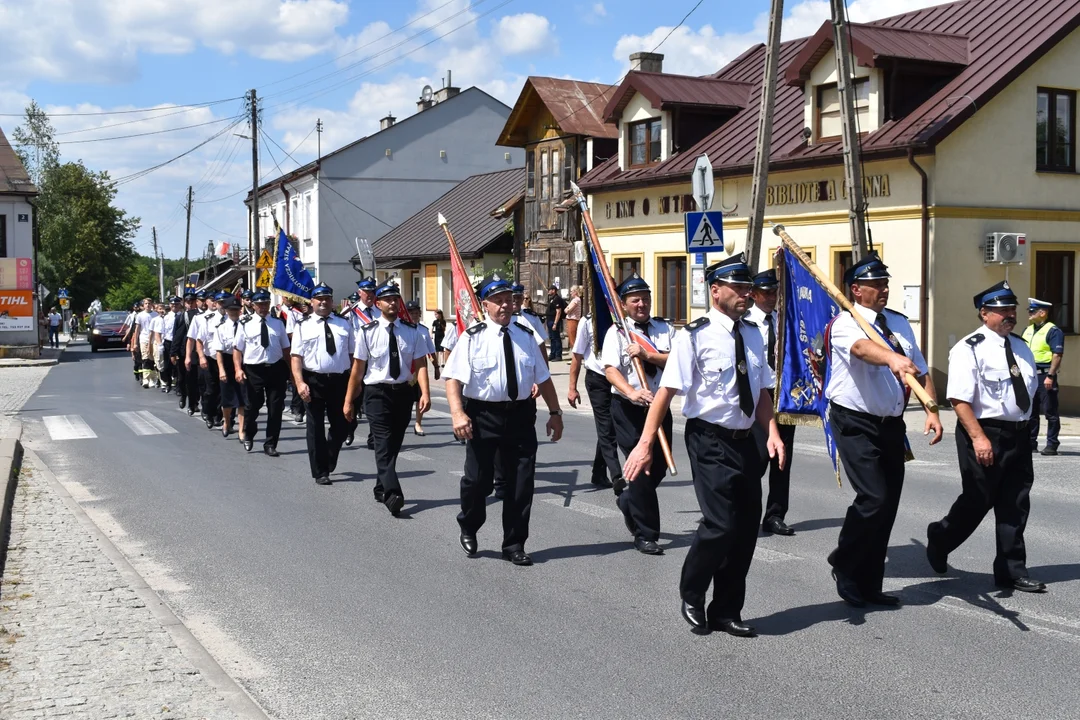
[707,307,738,333]
[981,324,1007,347]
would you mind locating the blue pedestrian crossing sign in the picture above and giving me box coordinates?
[684,211,724,253]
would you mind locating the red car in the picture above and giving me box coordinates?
[88,311,130,352]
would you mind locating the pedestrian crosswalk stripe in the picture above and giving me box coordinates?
[43,415,97,440]
[114,411,177,436]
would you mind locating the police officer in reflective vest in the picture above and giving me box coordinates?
[291,283,355,486]
[1022,297,1064,455]
[825,254,942,608]
[344,282,433,516]
[623,255,785,637]
[926,281,1045,593]
[745,268,797,537]
[445,276,564,566]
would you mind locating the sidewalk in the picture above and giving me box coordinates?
[0,332,71,368]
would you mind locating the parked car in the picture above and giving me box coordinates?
[88,311,130,352]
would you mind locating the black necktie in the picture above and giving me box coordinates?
[321,317,336,355]
[877,313,906,357]
[387,323,401,379]
[1004,338,1031,413]
[734,322,755,417]
[260,318,269,348]
[765,313,776,371]
[633,320,656,377]
[502,327,519,401]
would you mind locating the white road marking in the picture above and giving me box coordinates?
[398,450,433,462]
[42,415,97,440]
[753,546,803,563]
[423,409,452,419]
[540,496,623,519]
[115,411,178,436]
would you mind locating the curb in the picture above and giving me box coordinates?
[0,419,24,578]
[0,359,59,368]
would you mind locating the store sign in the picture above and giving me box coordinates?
[766,175,891,206]
[0,290,34,331]
[604,193,699,220]
[0,258,33,290]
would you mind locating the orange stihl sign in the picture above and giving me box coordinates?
[0,290,34,331]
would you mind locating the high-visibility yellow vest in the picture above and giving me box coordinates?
[1022,322,1056,364]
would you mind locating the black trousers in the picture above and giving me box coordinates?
[243,360,287,447]
[1029,371,1060,448]
[303,370,350,479]
[612,394,672,542]
[458,399,538,552]
[289,376,306,417]
[200,357,222,422]
[680,418,763,622]
[160,340,175,386]
[930,421,1034,582]
[180,350,200,410]
[829,403,907,595]
[753,402,796,522]
[584,369,622,484]
[365,383,415,498]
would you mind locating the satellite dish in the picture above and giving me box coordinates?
[421,85,434,102]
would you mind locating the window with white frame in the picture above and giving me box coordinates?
[304,192,314,240]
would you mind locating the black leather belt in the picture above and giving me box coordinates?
[979,418,1028,431]
[830,402,902,424]
[303,370,347,379]
[686,417,753,439]
[469,399,533,409]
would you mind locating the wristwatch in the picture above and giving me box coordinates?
[549,409,563,416]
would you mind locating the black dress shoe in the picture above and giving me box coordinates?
[925,531,949,575]
[634,537,663,555]
[179,397,186,409]
[345,433,354,447]
[762,517,795,536]
[263,445,279,457]
[205,417,214,429]
[502,549,533,566]
[712,619,756,637]
[864,592,901,606]
[315,475,332,485]
[243,440,253,452]
[591,477,613,489]
[832,570,866,608]
[1040,445,1059,456]
[459,534,478,555]
[612,477,627,497]
[187,408,195,417]
[998,577,1047,593]
[493,487,506,501]
[385,494,405,517]
[373,489,385,503]
[680,600,708,631]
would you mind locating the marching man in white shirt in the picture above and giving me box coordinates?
[926,281,1046,593]
[344,282,433,517]
[601,274,674,556]
[825,254,942,609]
[623,255,784,637]
[234,290,290,456]
[567,313,619,491]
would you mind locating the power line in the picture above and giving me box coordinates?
[53,115,241,145]
[0,97,242,117]
[191,212,247,239]
[197,123,317,204]
[54,102,239,136]
[112,116,246,186]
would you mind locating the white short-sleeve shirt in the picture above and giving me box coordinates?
[235,314,289,365]
[947,326,1038,422]
[600,316,674,399]
[290,313,355,374]
[744,304,778,389]
[444,320,550,401]
[353,318,429,385]
[571,317,606,375]
[660,308,773,430]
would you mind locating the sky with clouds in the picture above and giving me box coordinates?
[0,0,946,260]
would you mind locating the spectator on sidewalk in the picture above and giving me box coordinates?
[1023,298,1064,456]
[546,285,567,361]
[564,286,583,360]
[47,307,62,348]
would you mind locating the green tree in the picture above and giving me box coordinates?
[36,161,140,309]
[11,100,59,188]
[104,263,158,311]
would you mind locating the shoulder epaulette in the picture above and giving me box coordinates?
[685,317,710,332]
[584,313,592,320]
[401,320,417,329]
[522,308,538,317]
[514,321,534,336]
[467,323,486,336]
[1010,332,1024,341]
[884,308,909,319]
[653,316,669,323]
[362,320,379,331]
[966,333,985,347]
[741,318,759,328]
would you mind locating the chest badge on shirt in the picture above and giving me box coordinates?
[1010,364,1021,377]
[737,360,748,375]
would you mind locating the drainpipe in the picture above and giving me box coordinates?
[280,182,291,236]
[907,148,930,354]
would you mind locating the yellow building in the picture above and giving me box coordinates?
[578,0,1080,411]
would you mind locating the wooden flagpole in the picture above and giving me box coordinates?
[771,223,938,413]
[571,182,677,476]
[438,212,483,323]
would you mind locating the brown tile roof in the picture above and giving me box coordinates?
[373,167,524,262]
[498,77,618,147]
[602,71,754,122]
[579,0,1080,192]
[0,127,38,195]
[785,21,969,85]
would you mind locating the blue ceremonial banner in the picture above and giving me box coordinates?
[585,230,615,354]
[776,247,842,482]
[270,226,314,301]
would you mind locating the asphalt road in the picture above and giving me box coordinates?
[18,342,1080,720]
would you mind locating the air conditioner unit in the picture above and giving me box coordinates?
[984,232,1027,265]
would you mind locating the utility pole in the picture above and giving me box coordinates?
[316,118,323,161]
[249,88,260,287]
[182,185,193,286]
[152,226,164,302]
[830,0,871,261]
[744,0,785,272]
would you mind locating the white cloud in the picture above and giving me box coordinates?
[613,0,947,77]
[494,13,555,55]
[0,0,350,86]
[593,3,607,18]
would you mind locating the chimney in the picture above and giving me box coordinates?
[434,70,460,103]
[379,113,396,130]
[629,52,664,73]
